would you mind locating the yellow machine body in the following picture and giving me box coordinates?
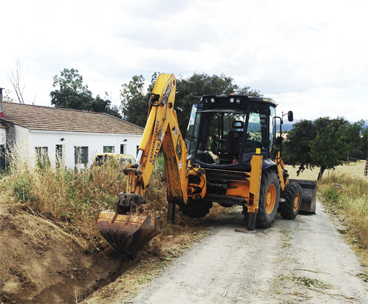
[96,74,316,257]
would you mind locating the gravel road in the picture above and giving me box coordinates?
[86,202,368,304]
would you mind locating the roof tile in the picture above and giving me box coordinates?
[1,102,144,134]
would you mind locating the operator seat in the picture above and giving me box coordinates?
[224,131,241,153]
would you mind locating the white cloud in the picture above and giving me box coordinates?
[0,0,367,121]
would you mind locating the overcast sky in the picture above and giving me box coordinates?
[1,0,367,122]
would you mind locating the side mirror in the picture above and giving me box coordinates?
[287,111,293,122]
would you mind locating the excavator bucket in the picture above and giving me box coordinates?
[290,179,317,213]
[96,211,161,258]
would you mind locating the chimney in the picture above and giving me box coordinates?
[0,88,3,118]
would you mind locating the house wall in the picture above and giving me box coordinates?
[0,128,5,145]
[7,127,142,169]
[28,130,142,169]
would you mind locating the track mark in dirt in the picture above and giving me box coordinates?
[83,202,368,304]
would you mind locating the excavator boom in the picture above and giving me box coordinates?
[96,74,188,257]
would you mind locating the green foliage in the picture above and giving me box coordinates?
[155,153,166,182]
[175,73,261,136]
[11,176,37,202]
[120,72,261,134]
[325,188,340,202]
[120,75,148,127]
[310,123,350,179]
[284,116,366,180]
[50,68,121,118]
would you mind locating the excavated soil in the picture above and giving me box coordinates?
[0,215,128,304]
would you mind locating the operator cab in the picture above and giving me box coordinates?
[186,95,278,171]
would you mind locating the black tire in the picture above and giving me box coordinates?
[256,169,280,228]
[279,183,302,219]
[178,199,212,218]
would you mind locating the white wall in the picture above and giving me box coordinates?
[0,128,6,145]
[23,129,142,169]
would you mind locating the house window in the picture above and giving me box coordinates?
[103,146,115,153]
[136,145,139,157]
[56,145,63,168]
[74,146,89,164]
[120,144,125,154]
[0,145,5,171]
[35,147,50,168]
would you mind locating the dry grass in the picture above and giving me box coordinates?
[318,172,368,266]
[0,148,128,251]
[1,147,234,302]
[285,160,368,266]
[284,160,367,181]
[0,146,228,254]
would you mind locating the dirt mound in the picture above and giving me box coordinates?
[0,214,127,304]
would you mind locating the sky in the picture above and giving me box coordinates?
[1,0,367,123]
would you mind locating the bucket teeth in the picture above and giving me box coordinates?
[96,211,161,258]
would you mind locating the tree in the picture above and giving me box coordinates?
[175,73,261,136]
[310,123,349,180]
[2,88,16,103]
[284,116,364,180]
[120,75,149,127]
[283,120,315,175]
[51,68,121,118]
[6,60,37,104]
[120,72,261,133]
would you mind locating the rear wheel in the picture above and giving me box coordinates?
[178,199,212,218]
[256,169,280,228]
[279,183,302,219]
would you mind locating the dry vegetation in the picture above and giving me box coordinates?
[318,172,368,268]
[0,147,229,302]
[286,161,368,268]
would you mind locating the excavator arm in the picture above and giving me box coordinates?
[96,74,189,258]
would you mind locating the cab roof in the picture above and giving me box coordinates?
[199,95,276,106]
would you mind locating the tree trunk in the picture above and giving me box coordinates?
[317,167,325,181]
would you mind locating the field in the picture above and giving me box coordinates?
[285,160,367,181]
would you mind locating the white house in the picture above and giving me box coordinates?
[0,89,144,170]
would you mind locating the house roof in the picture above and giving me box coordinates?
[0,102,144,134]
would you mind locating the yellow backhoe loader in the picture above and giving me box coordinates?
[96,74,317,258]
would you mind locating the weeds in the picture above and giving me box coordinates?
[279,274,331,289]
[0,148,220,252]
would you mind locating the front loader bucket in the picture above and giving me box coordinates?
[96,211,161,258]
[289,179,317,213]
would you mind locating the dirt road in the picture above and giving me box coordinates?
[84,202,368,304]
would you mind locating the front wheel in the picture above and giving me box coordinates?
[279,183,302,219]
[256,169,280,228]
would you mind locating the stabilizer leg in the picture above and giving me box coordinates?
[247,212,257,231]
